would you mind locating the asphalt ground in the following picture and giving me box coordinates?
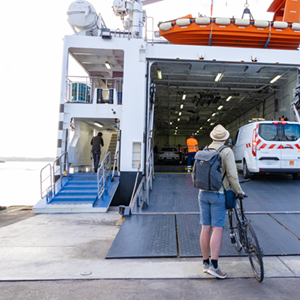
[0,278,299,300]
[0,206,35,228]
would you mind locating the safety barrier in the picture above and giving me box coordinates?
[97,152,112,201]
[40,152,69,203]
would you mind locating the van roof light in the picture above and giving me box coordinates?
[249,118,265,122]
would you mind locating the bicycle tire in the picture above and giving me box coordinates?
[245,221,264,282]
[229,208,243,252]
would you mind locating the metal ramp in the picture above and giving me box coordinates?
[106,173,300,258]
[35,152,119,213]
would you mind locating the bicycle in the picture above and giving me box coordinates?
[228,193,264,282]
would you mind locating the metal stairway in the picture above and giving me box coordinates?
[108,133,118,160]
[36,152,120,213]
[48,173,98,209]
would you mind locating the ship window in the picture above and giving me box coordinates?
[132,142,141,169]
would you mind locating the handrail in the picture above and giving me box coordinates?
[40,163,53,203]
[52,152,70,195]
[97,152,112,201]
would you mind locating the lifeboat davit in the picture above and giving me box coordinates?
[158,0,300,50]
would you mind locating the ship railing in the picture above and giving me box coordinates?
[40,152,69,203]
[66,76,123,104]
[145,16,154,44]
[129,149,154,210]
[97,152,112,201]
[40,163,53,203]
[52,152,70,196]
[145,149,154,206]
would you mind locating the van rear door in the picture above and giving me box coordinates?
[280,123,300,171]
[257,123,281,170]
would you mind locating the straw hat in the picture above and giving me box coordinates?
[210,124,230,141]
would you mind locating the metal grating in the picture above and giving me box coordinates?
[106,215,177,258]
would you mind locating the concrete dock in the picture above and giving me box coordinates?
[0,207,299,299]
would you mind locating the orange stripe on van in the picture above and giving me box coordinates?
[278,145,285,149]
[256,139,261,146]
[260,143,267,149]
[269,144,276,149]
[295,144,300,149]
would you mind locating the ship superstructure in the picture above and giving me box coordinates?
[34,0,300,213]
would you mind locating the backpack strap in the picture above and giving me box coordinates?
[218,145,228,153]
[206,145,228,153]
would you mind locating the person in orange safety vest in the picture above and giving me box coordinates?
[186,133,198,172]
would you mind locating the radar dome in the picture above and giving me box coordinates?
[67,1,98,31]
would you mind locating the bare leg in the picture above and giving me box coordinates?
[200,225,212,260]
[210,226,223,260]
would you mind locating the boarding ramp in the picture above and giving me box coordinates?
[106,173,300,258]
[35,152,119,213]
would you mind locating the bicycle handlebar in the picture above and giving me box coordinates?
[236,194,248,200]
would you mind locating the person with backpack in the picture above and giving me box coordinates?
[197,124,244,279]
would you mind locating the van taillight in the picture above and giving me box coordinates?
[252,128,257,157]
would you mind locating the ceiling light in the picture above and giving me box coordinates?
[105,61,111,69]
[197,130,199,133]
[218,105,223,110]
[226,96,232,102]
[182,94,186,100]
[180,104,184,109]
[270,75,282,83]
[176,127,178,129]
[175,132,177,135]
[215,72,223,82]
[210,123,215,126]
[179,112,182,116]
[200,127,203,129]
[157,69,162,79]
[212,113,216,117]
[170,122,172,125]
[207,118,211,122]
[177,118,180,121]
[195,133,198,135]
[94,122,103,128]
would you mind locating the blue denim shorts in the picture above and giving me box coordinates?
[198,190,226,227]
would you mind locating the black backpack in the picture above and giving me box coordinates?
[192,145,227,191]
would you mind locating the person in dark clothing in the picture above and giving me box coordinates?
[91,132,104,172]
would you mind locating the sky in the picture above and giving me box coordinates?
[0,0,274,158]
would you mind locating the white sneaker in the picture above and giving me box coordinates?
[207,266,227,279]
[203,262,210,273]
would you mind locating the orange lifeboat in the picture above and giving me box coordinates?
[158,0,300,50]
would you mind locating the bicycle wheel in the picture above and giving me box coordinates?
[229,208,243,252]
[245,221,264,282]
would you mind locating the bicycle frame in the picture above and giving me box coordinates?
[228,197,264,282]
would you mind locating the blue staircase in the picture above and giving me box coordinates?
[48,173,119,212]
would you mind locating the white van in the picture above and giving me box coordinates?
[232,120,300,179]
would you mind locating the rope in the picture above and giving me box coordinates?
[264,23,272,49]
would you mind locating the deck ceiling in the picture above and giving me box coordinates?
[69,48,124,78]
[151,61,297,136]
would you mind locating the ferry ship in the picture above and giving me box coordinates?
[33,0,300,214]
